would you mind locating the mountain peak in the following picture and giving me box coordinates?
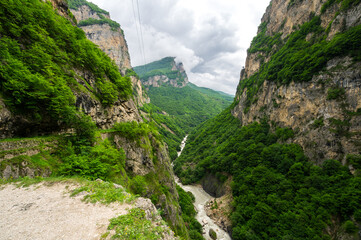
[134,57,189,88]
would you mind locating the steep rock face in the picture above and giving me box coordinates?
[70,5,130,72]
[70,4,149,107]
[233,0,361,163]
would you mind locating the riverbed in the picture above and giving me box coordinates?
[175,135,231,240]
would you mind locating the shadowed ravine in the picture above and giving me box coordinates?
[175,136,231,240]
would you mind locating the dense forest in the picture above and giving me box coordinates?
[175,108,361,239]
[175,0,361,239]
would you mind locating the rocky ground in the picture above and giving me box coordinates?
[0,181,176,240]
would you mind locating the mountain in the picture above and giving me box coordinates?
[175,0,361,239]
[0,0,194,239]
[134,57,189,88]
[135,58,233,160]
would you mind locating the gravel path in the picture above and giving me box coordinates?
[0,182,131,240]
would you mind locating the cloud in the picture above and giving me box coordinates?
[88,0,271,95]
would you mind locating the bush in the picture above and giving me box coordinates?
[327,87,345,100]
[58,139,126,180]
[344,220,358,233]
[130,175,147,195]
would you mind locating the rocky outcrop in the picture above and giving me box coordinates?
[44,0,76,24]
[134,57,189,88]
[203,174,233,235]
[0,137,56,179]
[201,173,226,198]
[101,131,184,234]
[75,91,142,129]
[233,0,361,164]
[143,61,189,88]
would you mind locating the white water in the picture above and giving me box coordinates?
[177,135,188,157]
[175,136,231,240]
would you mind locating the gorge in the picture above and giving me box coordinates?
[0,0,361,239]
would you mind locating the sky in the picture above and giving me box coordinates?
[88,0,271,95]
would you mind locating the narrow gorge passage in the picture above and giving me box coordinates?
[175,136,231,240]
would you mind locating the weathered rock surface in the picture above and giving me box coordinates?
[234,0,361,164]
[203,174,233,235]
[0,137,56,179]
[70,4,149,107]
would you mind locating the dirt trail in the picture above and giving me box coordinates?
[0,182,131,240]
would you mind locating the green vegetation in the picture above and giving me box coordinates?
[78,18,120,31]
[312,117,325,128]
[112,121,161,142]
[140,103,186,160]
[134,57,186,83]
[0,1,192,239]
[68,0,109,15]
[71,179,135,204]
[175,109,361,239]
[0,0,131,140]
[142,84,233,160]
[58,139,127,181]
[68,0,122,32]
[248,22,282,54]
[327,86,346,100]
[134,57,233,159]
[107,208,164,240]
[240,14,361,112]
[321,0,361,13]
[177,186,204,240]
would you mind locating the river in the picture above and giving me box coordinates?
[175,135,231,240]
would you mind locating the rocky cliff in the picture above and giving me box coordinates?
[134,57,189,88]
[70,1,149,107]
[233,0,361,164]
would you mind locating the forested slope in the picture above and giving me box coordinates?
[175,0,361,239]
[135,58,233,160]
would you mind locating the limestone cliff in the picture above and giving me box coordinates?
[233,0,361,164]
[134,57,189,88]
[69,2,149,107]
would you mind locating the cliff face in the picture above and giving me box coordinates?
[71,5,131,72]
[134,57,189,88]
[233,0,361,164]
[70,3,149,107]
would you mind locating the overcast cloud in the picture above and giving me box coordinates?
[88,0,270,95]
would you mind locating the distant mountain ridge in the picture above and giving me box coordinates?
[134,57,188,88]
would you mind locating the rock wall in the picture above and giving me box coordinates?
[70,4,149,107]
[233,0,361,164]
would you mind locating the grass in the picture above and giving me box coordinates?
[106,208,165,240]
[70,180,135,204]
[0,176,135,203]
